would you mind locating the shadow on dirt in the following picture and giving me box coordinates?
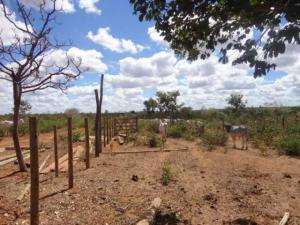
[224,218,257,225]
[152,210,180,225]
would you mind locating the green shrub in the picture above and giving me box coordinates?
[72,131,82,143]
[202,130,228,149]
[141,120,159,133]
[167,121,187,138]
[278,135,300,156]
[0,127,6,137]
[147,132,162,148]
[287,124,300,135]
[162,162,171,186]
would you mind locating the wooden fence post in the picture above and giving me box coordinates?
[67,117,74,189]
[94,89,100,157]
[113,118,117,136]
[282,115,285,129]
[109,117,112,142]
[29,117,39,225]
[103,117,106,148]
[99,74,104,153]
[135,117,138,132]
[106,117,109,145]
[53,125,59,177]
[84,118,90,169]
[111,117,113,139]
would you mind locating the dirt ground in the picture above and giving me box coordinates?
[0,134,299,225]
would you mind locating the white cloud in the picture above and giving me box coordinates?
[0,5,30,45]
[67,47,107,73]
[87,27,146,54]
[148,27,168,46]
[1,45,299,114]
[79,0,101,15]
[20,0,75,13]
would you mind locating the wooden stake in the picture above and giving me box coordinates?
[67,117,73,189]
[94,89,100,157]
[53,126,59,177]
[84,118,90,169]
[106,116,109,145]
[99,74,104,153]
[29,117,39,225]
[135,117,138,132]
[103,117,106,147]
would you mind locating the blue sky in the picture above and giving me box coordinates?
[0,0,299,114]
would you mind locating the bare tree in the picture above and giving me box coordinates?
[0,0,81,171]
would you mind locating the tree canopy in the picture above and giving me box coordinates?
[143,98,158,115]
[226,93,247,113]
[130,0,300,77]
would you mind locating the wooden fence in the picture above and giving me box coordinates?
[27,115,139,225]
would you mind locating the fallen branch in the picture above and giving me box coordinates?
[102,147,189,155]
[279,212,289,225]
[17,153,51,201]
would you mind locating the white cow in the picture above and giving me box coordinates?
[0,119,24,136]
[159,119,168,149]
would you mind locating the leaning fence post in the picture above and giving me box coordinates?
[53,125,59,177]
[29,117,39,225]
[106,116,109,145]
[103,116,106,148]
[84,118,90,169]
[94,89,100,157]
[99,74,104,153]
[67,117,74,189]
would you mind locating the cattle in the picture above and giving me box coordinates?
[0,119,24,136]
[224,124,248,150]
[158,119,168,149]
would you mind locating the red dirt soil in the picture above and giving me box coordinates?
[0,136,299,225]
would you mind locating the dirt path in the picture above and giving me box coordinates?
[0,138,299,225]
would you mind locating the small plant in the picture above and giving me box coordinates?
[148,132,162,148]
[278,135,300,156]
[72,131,82,143]
[161,162,172,186]
[202,129,228,149]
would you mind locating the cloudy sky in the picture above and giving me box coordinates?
[0,0,299,114]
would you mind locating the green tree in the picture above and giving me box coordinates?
[226,93,247,113]
[143,98,158,115]
[156,91,183,121]
[19,100,31,115]
[130,0,300,77]
[180,106,193,119]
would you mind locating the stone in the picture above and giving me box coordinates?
[136,219,149,225]
[151,197,162,209]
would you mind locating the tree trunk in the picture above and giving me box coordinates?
[12,82,27,172]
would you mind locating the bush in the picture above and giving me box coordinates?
[139,120,159,133]
[167,121,187,138]
[202,130,228,149]
[148,132,162,148]
[278,135,300,156]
